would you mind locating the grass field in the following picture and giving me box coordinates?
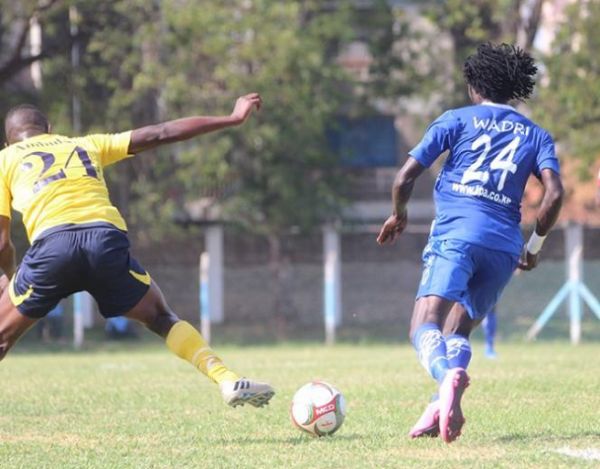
[1,341,599,468]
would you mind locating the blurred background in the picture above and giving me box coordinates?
[2,0,600,346]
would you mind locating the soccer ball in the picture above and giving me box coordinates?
[290,381,346,436]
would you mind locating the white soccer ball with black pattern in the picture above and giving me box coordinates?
[290,381,346,436]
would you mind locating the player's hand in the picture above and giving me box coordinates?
[231,93,262,124]
[376,212,407,245]
[517,249,539,271]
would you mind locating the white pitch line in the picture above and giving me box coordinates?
[554,447,600,461]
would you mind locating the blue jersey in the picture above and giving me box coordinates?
[410,102,560,255]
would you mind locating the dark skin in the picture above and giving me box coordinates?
[0,94,261,360]
[377,87,564,341]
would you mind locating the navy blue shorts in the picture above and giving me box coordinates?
[9,223,151,319]
[416,239,518,320]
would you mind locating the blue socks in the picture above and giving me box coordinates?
[413,323,474,386]
[412,323,449,383]
[445,333,472,369]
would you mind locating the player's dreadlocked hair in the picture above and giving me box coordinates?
[463,43,537,103]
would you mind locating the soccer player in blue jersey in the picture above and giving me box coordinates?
[377,43,563,443]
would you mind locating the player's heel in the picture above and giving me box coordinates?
[409,400,440,438]
[439,368,469,443]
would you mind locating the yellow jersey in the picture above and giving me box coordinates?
[0,132,133,242]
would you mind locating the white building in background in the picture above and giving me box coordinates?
[535,0,577,53]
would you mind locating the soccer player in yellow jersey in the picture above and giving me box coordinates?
[0,94,274,408]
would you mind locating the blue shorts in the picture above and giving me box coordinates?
[9,223,151,319]
[416,239,518,320]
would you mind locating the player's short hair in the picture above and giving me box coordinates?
[463,43,537,103]
[4,103,49,132]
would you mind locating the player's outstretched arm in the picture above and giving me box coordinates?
[595,168,600,207]
[377,157,426,245]
[519,168,563,271]
[0,216,16,281]
[127,93,262,154]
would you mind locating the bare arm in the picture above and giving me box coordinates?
[0,215,16,280]
[377,157,426,245]
[534,168,564,236]
[128,93,262,154]
[391,157,427,217]
[519,168,564,270]
[594,168,600,208]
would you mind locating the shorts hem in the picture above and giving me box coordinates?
[15,303,49,320]
[415,290,478,320]
[97,283,150,318]
[415,290,462,304]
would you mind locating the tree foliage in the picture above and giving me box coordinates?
[533,0,600,174]
[33,1,355,246]
[0,0,64,81]
[0,0,66,110]
[161,0,352,238]
[427,0,545,106]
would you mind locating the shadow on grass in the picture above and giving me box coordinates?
[495,431,600,443]
[210,432,364,446]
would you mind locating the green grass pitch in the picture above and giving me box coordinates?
[1,341,599,468]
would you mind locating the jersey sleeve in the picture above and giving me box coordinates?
[86,131,133,167]
[534,131,560,177]
[409,111,461,168]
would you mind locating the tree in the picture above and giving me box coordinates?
[427,0,546,106]
[363,1,454,115]
[353,1,546,128]
[158,0,353,332]
[0,0,65,93]
[533,0,600,175]
[36,0,355,332]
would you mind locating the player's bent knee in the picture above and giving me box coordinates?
[124,280,183,338]
[147,309,179,337]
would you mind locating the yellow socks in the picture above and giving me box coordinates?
[166,321,239,384]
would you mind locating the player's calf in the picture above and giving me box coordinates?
[166,321,275,407]
[0,297,39,362]
[126,283,275,408]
